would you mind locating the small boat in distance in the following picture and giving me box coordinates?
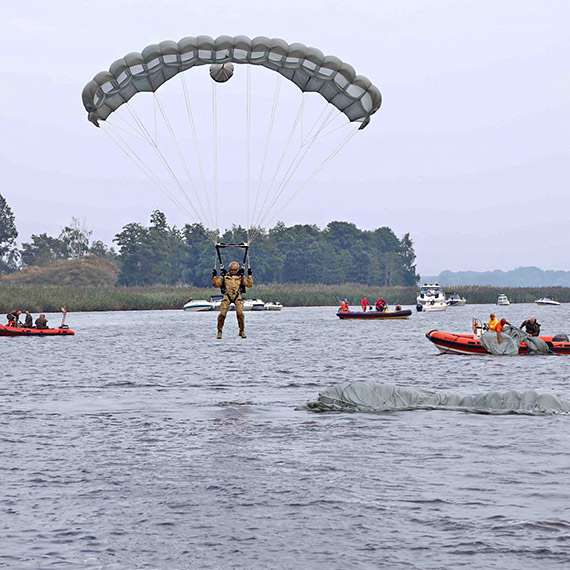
[247,299,265,311]
[497,294,510,306]
[209,295,264,311]
[535,297,561,306]
[416,284,447,312]
[264,301,283,311]
[446,292,467,306]
[183,299,213,312]
[337,309,412,320]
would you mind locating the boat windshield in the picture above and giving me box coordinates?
[420,286,442,295]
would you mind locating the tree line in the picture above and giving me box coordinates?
[0,193,419,287]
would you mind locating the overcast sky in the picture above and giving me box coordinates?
[1,0,569,275]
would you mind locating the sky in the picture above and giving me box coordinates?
[1,0,569,275]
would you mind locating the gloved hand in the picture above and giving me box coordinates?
[220,268,227,276]
[247,267,253,276]
[212,269,217,277]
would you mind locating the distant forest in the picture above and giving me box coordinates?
[434,267,570,287]
[0,193,419,287]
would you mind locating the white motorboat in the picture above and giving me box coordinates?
[183,299,213,312]
[497,294,510,306]
[264,301,283,311]
[246,298,265,311]
[210,294,224,311]
[210,295,258,311]
[445,292,467,306]
[416,284,447,312]
[535,297,561,306]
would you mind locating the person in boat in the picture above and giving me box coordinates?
[395,304,402,311]
[23,310,33,328]
[361,298,372,312]
[496,318,512,345]
[35,314,49,329]
[487,313,499,331]
[340,299,350,313]
[375,297,387,312]
[6,310,22,327]
[212,261,253,339]
[520,317,541,337]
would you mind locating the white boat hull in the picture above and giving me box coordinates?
[183,301,213,312]
[420,302,448,312]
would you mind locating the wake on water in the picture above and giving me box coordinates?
[306,382,570,415]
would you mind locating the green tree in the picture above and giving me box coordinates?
[114,211,187,286]
[0,193,19,273]
[20,233,69,267]
[89,240,118,262]
[60,217,92,258]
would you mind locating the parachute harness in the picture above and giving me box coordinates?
[215,242,250,303]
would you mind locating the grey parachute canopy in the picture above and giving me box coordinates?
[82,35,381,128]
[480,325,551,355]
[307,382,570,415]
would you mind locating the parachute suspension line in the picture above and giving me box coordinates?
[252,103,336,231]
[307,118,356,143]
[102,122,215,244]
[250,73,282,235]
[248,95,308,243]
[301,109,342,146]
[123,102,212,235]
[102,123,188,215]
[153,92,212,230]
[299,98,332,147]
[261,126,358,229]
[212,81,219,233]
[153,95,158,144]
[180,75,215,232]
[246,65,252,244]
[109,111,149,144]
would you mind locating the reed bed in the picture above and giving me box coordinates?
[0,283,568,313]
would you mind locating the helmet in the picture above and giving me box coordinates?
[229,261,240,271]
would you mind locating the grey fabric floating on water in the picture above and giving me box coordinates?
[307,382,570,415]
[480,325,550,355]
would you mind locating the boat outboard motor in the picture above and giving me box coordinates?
[416,304,423,312]
[552,334,569,342]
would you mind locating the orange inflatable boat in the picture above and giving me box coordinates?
[0,324,75,337]
[426,329,570,355]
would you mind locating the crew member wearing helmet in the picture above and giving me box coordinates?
[212,261,253,339]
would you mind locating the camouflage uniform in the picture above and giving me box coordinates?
[212,268,253,338]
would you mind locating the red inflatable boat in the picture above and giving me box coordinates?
[0,324,75,337]
[426,329,570,355]
[337,309,412,320]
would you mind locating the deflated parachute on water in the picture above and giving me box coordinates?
[307,382,570,416]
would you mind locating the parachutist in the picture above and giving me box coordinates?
[212,260,253,339]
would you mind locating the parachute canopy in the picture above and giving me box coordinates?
[307,382,570,415]
[82,35,381,129]
[82,35,382,243]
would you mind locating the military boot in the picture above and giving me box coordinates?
[237,313,246,338]
[217,314,225,339]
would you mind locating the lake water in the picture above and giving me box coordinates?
[2,304,570,569]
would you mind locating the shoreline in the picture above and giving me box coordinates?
[1,284,569,313]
